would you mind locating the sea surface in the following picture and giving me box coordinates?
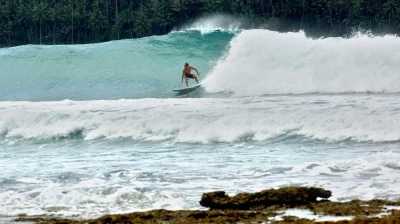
[1,16,400,220]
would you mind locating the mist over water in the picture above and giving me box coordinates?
[2,16,400,219]
[178,14,244,34]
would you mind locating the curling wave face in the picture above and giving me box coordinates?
[0,31,232,101]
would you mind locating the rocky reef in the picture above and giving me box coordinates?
[17,186,400,224]
[200,187,331,210]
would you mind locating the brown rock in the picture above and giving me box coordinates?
[199,187,331,210]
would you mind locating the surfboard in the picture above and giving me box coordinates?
[173,83,202,95]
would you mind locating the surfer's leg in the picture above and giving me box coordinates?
[189,74,199,83]
[185,78,189,87]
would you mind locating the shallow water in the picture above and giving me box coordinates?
[1,95,400,218]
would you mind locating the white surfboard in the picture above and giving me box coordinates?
[173,83,202,95]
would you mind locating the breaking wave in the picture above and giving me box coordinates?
[205,30,400,96]
[1,95,400,144]
[3,17,400,100]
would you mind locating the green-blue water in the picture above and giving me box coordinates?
[2,20,400,220]
[0,31,233,101]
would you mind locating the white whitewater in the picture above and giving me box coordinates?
[0,95,399,143]
[206,30,400,95]
[1,95,400,218]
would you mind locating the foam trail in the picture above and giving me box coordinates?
[205,30,400,96]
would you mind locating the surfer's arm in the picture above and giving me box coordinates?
[191,67,200,76]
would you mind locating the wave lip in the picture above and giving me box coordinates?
[205,29,400,96]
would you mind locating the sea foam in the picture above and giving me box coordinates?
[0,95,399,144]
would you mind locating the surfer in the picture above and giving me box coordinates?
[182,63,200,87]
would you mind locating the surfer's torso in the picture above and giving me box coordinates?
[183,66,194,77]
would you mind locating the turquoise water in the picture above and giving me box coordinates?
[0,31,233,100]
[2,18,400,219]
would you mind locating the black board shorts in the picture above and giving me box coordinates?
[185,74,196,79]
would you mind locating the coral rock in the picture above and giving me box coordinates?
[200,187,332,210]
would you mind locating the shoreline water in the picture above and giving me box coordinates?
[2,95,400,218]
[14,186,400,224]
